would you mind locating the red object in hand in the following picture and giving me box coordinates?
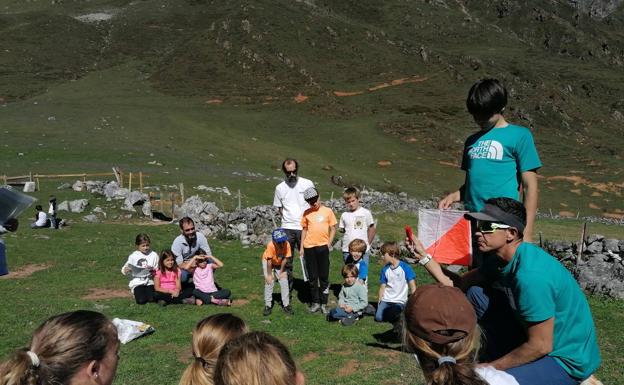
[405,225,415,244]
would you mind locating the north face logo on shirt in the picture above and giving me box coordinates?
[467,140,504,160]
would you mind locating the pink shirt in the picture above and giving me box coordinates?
[155,268,179,291]
[193,264,218,293]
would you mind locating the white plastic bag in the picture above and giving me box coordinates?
[112,318,155,344]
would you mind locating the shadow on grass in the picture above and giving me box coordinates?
[293,278,312,304]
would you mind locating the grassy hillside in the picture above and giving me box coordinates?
[1,0,623,216]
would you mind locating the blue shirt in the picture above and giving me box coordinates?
[461,124,541,211]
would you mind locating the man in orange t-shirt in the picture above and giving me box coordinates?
[300,187,337,314]
[262,228,293,316]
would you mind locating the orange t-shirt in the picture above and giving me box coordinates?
[262,241,292,268]
[301,205,337,248]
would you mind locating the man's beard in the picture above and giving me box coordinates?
[285,175,298,187]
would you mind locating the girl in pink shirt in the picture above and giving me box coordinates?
[190,250,231,306]
[154,250,194,306]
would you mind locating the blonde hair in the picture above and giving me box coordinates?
[0,310,118,385]
[179,314,247,385]
[214,332,297,385]
[404,325,488,385]
[348,239,367,254]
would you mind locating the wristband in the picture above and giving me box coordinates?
[419,254,433,266]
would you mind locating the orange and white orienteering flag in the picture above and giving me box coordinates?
[417,209,472,266]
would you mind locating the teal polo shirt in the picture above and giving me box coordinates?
[497,243,601,379]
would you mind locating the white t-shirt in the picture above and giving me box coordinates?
[121,250,159,291]
[35,211,47,227]
[273,177,314,230]
[339,206,374,252]
[475,366,520,385]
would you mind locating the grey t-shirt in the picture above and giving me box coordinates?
[171,232,212,265]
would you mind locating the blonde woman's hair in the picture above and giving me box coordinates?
[0,310,118,385]
[179,313,248,385]
[404,325,488,385]
[214,332,297,385]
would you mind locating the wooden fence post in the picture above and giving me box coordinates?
[139,172,143,192]
[128,172,133,192]
[576,222,587,266]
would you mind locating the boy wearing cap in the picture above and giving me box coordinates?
[262,228,294,315]
[300,187,337,314]
[439,79,541,245]
[407,197,601,385]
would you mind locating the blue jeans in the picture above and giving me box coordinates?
[374,301,404,322]
[328,307,357,321]
[466,286,580,385]
[507,356,580,385]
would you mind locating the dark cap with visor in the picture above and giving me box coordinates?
[464,203,525,234]
[405,283,477,345]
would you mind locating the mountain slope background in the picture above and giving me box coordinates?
[1,0,623,216]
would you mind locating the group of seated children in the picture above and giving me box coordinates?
[121,233,231,307]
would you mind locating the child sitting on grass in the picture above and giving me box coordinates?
[327,264,368,326]
[178,313,248,385]
[214,331,305,385]
[121,233,159,305]
[154,250,195,306]
[375,242,416,324]
[191,249,231,306]
[345,238,368,285]
[262,228,293,316]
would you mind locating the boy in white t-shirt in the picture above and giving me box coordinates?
[375,241,416,324]
[339,187,376,265]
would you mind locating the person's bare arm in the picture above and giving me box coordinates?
[377,284,386,304]
[299,228,307,256]
[439,189,462,209]
[279,256,289,274]
[367,224,376,245]
[208,255,224,268]
[487,318,554,371]
[328,225,336,249]
[521,171,539,243]
[408,280,416,295]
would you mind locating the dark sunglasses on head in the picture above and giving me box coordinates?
[285,170,298,176]
[476,221,511,234]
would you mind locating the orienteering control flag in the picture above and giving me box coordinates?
[417,209,472,266]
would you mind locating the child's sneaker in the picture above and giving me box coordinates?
[308,303,320,313]
[195,299,203,306]
[157,299,167,307]
[182,296,196,305]
[216,298,231,306]
[282,305,294,315]
[263,306,272,316]
[320,305,329,315]
[340,316,357,326]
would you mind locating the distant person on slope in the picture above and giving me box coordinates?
[439,79,541,265]
[31,205,50,229]
[273,158,314,289]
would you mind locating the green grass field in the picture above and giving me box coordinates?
[1,202,623,384]
[1,1,624,383]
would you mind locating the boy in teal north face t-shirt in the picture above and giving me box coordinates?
[439,79,541,243]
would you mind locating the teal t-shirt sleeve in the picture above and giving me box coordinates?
[515,130,542,173]
[515,273,555,322]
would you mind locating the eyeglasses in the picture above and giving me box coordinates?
[476,221,511,234]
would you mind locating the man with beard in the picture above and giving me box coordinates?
[171,217,213,283]
[273,158,315,287]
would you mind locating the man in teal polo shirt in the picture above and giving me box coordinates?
[407,197,600,385]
